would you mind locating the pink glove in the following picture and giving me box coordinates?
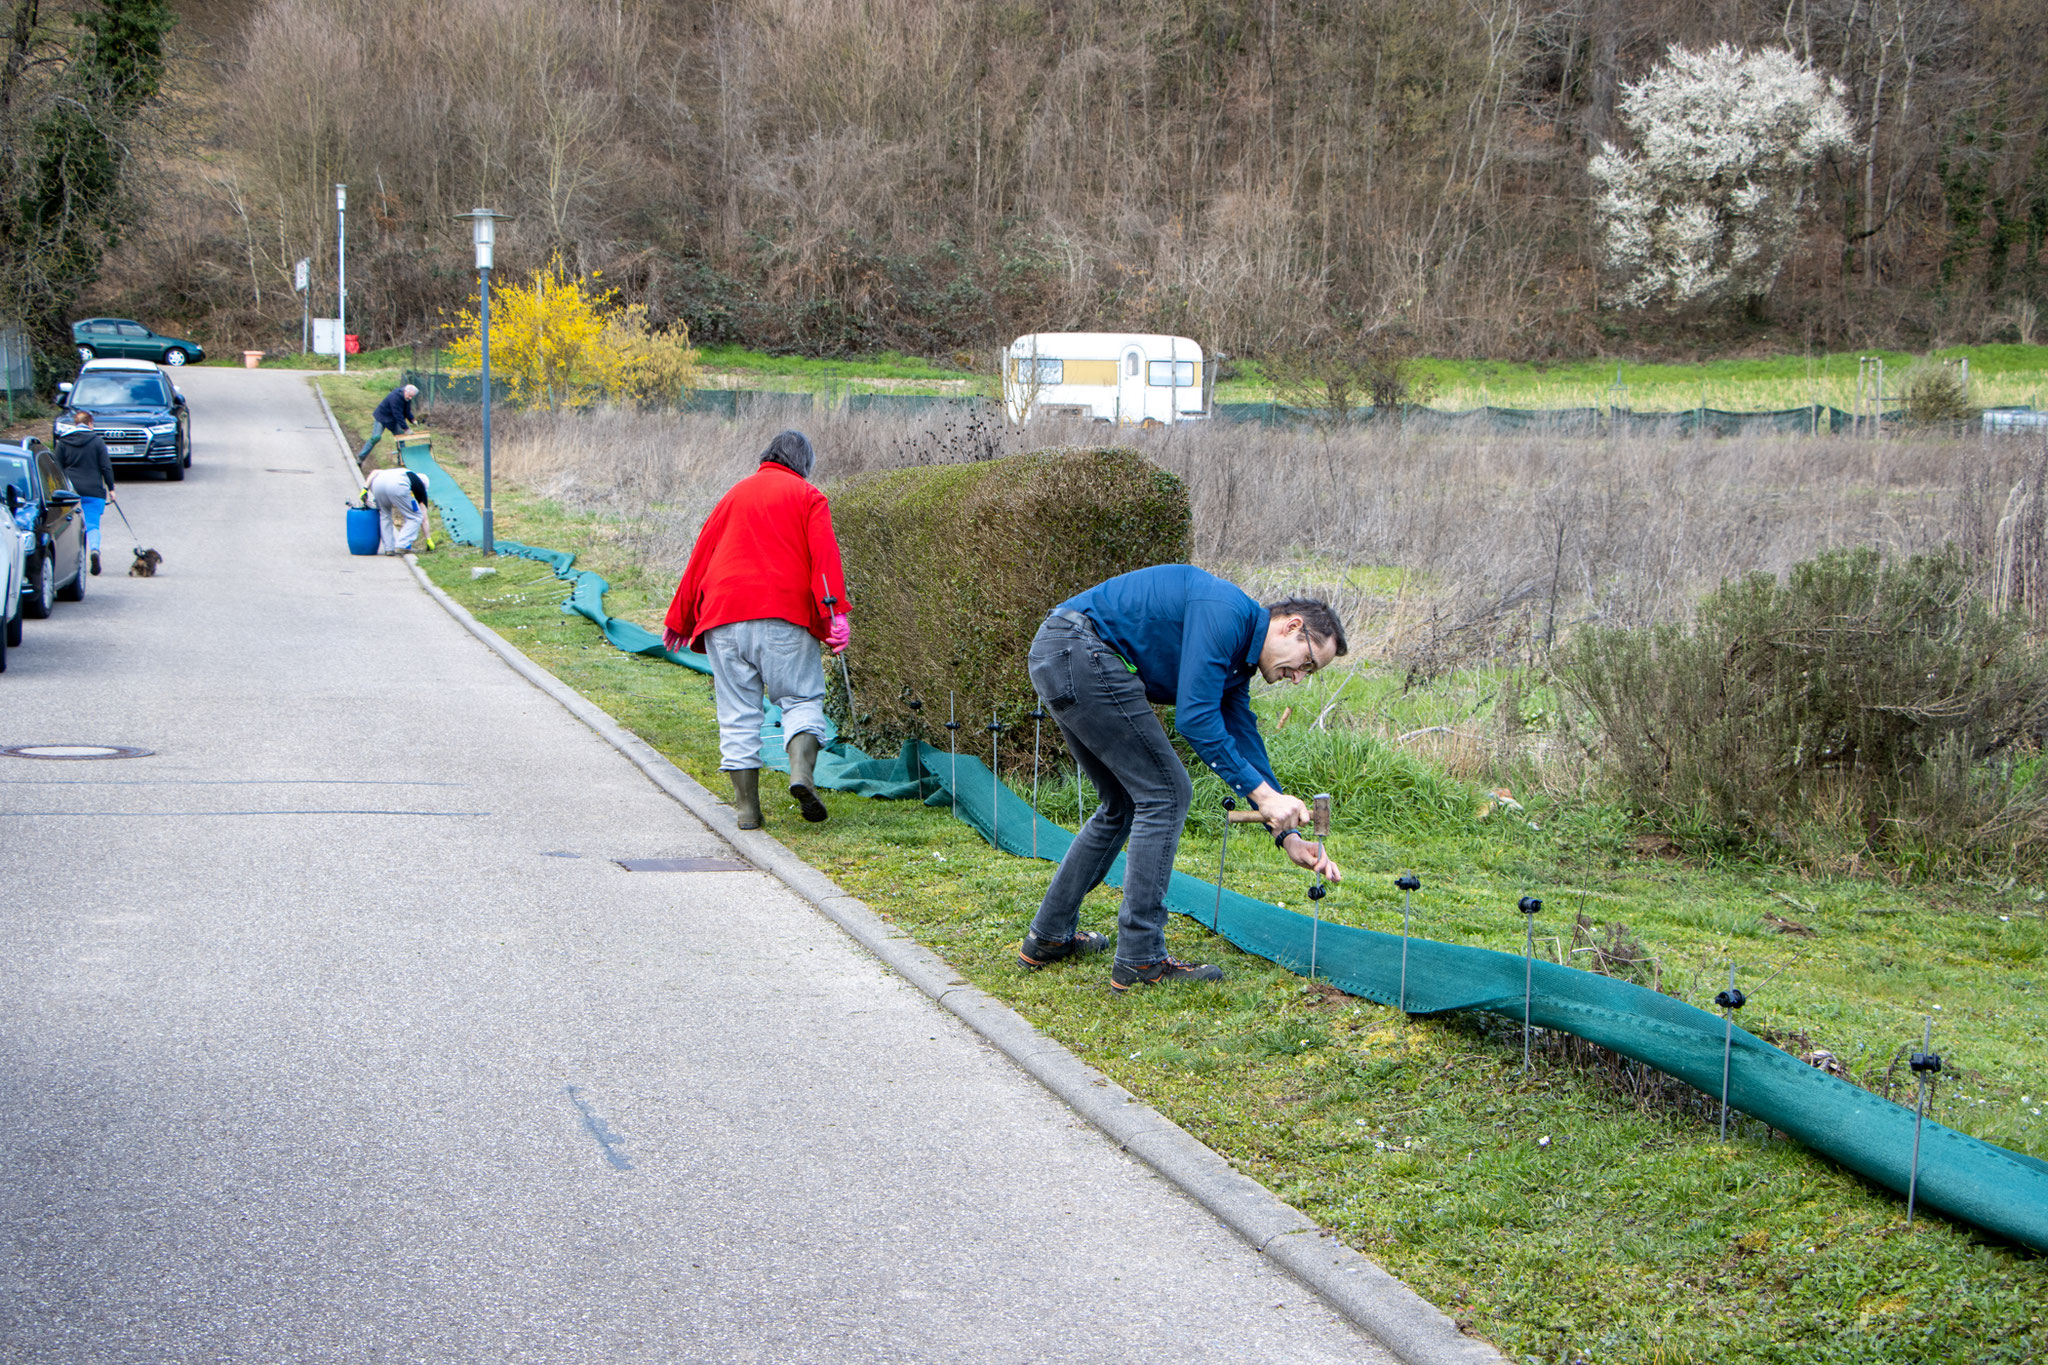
[826,614,851,655]
[662,627,686,654]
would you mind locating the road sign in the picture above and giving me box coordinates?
[294,258,310,292]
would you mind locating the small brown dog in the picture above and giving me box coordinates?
[128,547,162,577]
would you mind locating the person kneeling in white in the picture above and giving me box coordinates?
[365,468,430,554]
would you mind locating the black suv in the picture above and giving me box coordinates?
[55,360,192,480]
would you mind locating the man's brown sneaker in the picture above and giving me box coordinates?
[1018,928,1112,969]
[1110,957,1224,990]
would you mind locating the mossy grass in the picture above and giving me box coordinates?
[394,430,2048,1363]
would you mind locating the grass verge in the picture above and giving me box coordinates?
[328,389,2047,1363]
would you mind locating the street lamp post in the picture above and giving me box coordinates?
[335,184,347,374]
[457,208,504,554]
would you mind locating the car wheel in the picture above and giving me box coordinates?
[77,344,96,363]
[163,348,188,366]
[4,609,19,647]
[0,614,8,671]
[57,540,85,602]
[165,458,185,482]
[23,551,52,619]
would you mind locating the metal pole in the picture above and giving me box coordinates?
[1305,793,1331,980]
[335,184,347,374]
[1518,897,1542,1072]
[988,709,1002,850]
[1395,875,1420,1013]
[1028,708,1045,859]
[905,692,927,803]
[945,691,959,821]
[479,261,495,554]
[1716,965,1747,1141]
[822,574,854,719]
[1907,1016,1942,1225]
[1213,797,1235,931]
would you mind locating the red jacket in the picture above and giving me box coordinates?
[665,461,850,650]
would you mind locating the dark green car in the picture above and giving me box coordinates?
[71,317,206,367]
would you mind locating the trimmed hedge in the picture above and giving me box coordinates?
[829,446,1190,762]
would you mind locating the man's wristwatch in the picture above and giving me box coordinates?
[1273,827,1303,850]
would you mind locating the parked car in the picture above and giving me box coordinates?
[72,317,205,366]
[55,359,191,480]
[0,481,23,672]
[0,442,87,618]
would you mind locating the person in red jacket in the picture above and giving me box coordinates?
[663,431,851,829]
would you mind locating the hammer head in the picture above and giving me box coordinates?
[1311,793,1331,838]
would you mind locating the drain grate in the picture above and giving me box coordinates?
[1,744,155,761]
[614,857,750,873]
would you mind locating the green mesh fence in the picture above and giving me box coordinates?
[402,441,2048,1253]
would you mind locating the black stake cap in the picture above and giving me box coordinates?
[1395,874,1421,891]
[1518,896,1542,915]
[1714,987,1747,1010]
[1910,1051,1944,1074]
[1307,883,1327,901]
[1221,796,1237,811]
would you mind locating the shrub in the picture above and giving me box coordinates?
[829,446,1190,760]
[1899,360,1974,424]
[1260,325,1438,424]
[446,256,699,408]
[1557,545,2048,872]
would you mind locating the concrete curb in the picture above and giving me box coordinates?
[395,557,1503,1365]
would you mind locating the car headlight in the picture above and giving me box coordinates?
[53,421,80,435]
[147,421,178,434]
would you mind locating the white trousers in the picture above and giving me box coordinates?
[702,618,828,770]
[366,471,424,553]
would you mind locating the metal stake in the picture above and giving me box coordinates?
[945,691,959,821]
[1304,794,1331,980]
[1395,875,1420,1013]
[1907,1016,1943,1226]
[1213,796,1235,932]
[988,709,1003,850]
[903,690,926,803]
[1027,709,1047,857]
[1518,896,1542,1072]
[822,574,855,721]
[1715,966,1747,1141]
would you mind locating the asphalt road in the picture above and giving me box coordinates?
[1,367,1393,1364]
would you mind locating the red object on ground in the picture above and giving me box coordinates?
[344,334,361,354]
[665,461,849,652]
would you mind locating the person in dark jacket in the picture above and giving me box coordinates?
[53,412,116,576]
[355,384,419,470]
[1020,566,1344,989]
[662,431,851,830]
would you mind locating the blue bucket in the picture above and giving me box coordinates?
[345,505,380,555]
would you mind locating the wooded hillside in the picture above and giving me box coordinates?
[93,0,2048,361]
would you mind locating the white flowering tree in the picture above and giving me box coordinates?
[1590,45,1858,312]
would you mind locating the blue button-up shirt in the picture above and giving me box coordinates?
[1059,565,1280,798]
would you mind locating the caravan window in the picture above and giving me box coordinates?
[1148,360,1195,387]
[1014,357,1063,385]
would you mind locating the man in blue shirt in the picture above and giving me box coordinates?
[1020,565,1345,989]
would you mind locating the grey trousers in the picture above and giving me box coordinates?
[702,618,829,770]
[367,474,423,553]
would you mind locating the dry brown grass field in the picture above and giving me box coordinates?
[428,402,2048,678]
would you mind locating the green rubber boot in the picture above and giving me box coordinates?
[786,732,829,823]
[729,768,763,829]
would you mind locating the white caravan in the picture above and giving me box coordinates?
[1003,333,1210,425]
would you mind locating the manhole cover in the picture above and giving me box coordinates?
[0,744,155,761]
[615,857,751,873]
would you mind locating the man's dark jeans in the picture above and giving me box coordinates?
[1027,616,1193,968]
